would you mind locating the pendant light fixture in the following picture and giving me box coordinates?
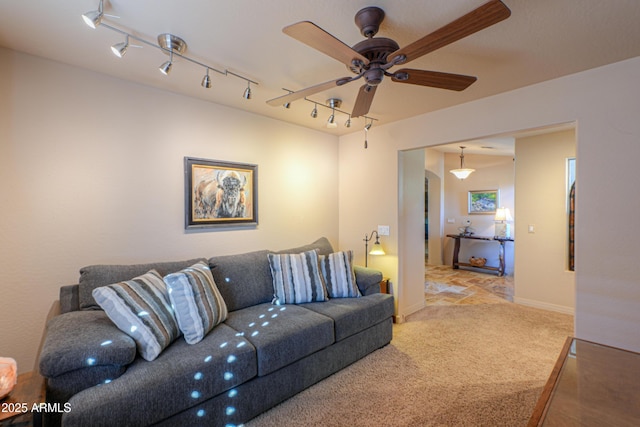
[450,146,475,180]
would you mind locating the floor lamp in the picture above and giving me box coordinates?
[364,230,386,267]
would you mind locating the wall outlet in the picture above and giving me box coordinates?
[447,218,455,224]
[378,225,390,236]
[528,224,535,233]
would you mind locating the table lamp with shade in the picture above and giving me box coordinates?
[494,207,513,239]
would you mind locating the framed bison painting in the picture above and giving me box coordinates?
[184,157,258,229]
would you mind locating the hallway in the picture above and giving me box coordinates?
[425,264,513,306]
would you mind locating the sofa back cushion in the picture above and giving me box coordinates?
[208,250,273,312]
[78,258,205,310]
[274,236,334,256]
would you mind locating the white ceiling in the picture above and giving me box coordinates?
[2,0,640,143]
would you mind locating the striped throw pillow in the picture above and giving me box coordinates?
[268,250,328,304]
[163,261,228,344]
[319,251,361,298]
[92,270,180,361]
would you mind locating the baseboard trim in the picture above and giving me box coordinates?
[396,300,426,323]
[514,297,575,315]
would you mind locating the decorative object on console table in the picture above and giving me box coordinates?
[494,207,513,238]
[447,234,513,276]
[468,190,499,215]
[363,230,385,267]
[184,157,258,229]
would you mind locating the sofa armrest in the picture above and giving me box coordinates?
[39,310,136,378]
[60,284,80,313]
[353,265,383,296]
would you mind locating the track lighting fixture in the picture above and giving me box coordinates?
[82,3,258,98]
[159,51,173,75]
[326,98,340,128]
[110,35,140,58]
[364,119,372,149]
[284,102,291,109]
[201,68,212,88]
[275,89,377,129]
[111,36,129,58]
[82,0,104,29]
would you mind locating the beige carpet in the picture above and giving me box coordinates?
[247,303,573,427]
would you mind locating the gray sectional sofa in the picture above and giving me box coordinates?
[38,238,394,426]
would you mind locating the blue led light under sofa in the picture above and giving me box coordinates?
[38,238,394,426]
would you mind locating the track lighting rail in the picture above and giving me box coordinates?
[83,1,258,95]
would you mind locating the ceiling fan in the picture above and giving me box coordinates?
[267,0,511,118]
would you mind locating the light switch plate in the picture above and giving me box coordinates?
[378,225,390,236]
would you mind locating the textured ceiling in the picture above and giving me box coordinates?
[2,0,640,139]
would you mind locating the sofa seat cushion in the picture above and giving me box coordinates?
[224,303,334,376]
[303,293,395,341]
[39,311,136,378]
[64,323,257,427]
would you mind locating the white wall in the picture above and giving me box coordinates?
[442,153,515,275]
[0,48,339,372]
[514,130,576,313]
[339,55,640,353]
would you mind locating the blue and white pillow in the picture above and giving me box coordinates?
[268,250,328,304]
[92,270,180,361]
[319,251,361,298]
[163,261,228,344]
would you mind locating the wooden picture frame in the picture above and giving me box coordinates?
[184,157,258,229]
[468,190,499,215]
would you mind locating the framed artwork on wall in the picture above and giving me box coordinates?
[468,190,499,215]
[184,157,258,229]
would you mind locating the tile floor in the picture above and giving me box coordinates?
[425,264,514,306]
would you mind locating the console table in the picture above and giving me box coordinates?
[446,234,513,276]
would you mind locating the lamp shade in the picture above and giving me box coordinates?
[494,207,513,222]
[449,146,474,180]
[369,242,386,256]
[449,168,475,180]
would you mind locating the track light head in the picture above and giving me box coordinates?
[201,74,211,89]
[111,35,129,58]
[159,60,172,75]
[310,105,318,118]
[284,102,291,109]
[201,68,212,88]
[345,117,352,128]
[243,83,252,100]
[365,122,372,131]
[82,0,108,29]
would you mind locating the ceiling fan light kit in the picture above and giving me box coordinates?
[81,1,258,98]
[267,0,511,128]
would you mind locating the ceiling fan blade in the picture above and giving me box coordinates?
[283,21,369,67]
[352,84,378,118]
[389,0,511,65]
[391,69,477,91]
[266,77,354,107]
